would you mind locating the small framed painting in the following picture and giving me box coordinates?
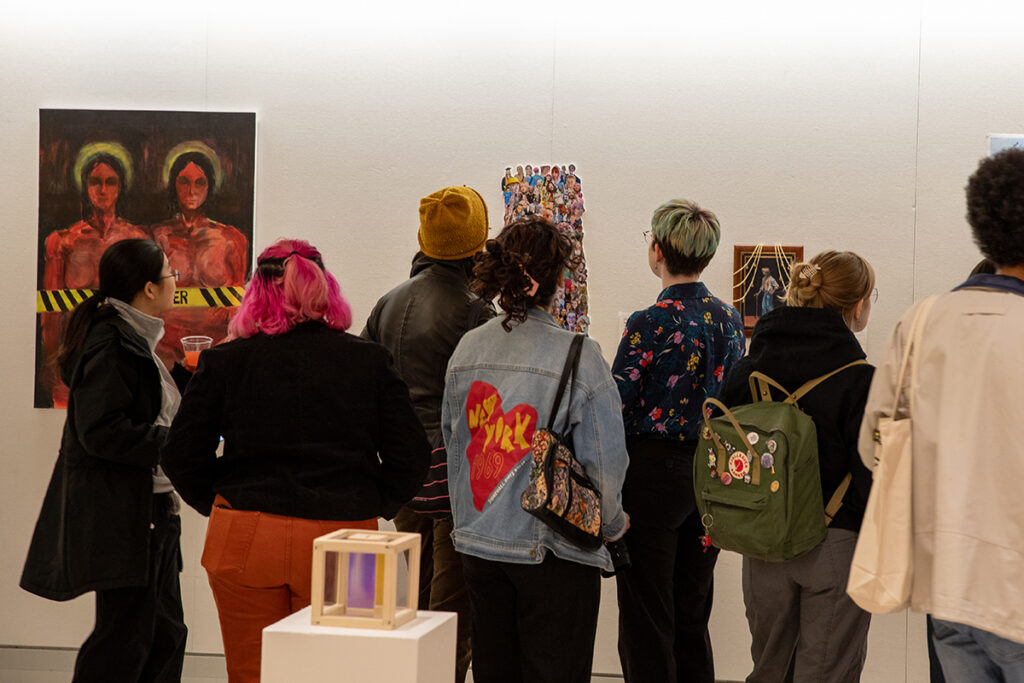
[733,244,803,334]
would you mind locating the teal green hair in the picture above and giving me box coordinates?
[651,198,721,259]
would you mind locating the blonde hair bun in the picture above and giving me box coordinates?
[788,261,823,303]
[784,250,875,321]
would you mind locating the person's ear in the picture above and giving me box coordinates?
[653,243,665,263]
[848,298,868,331]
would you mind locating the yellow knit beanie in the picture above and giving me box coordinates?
[418,186,489,260]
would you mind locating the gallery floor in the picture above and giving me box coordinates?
[0,647,659,683]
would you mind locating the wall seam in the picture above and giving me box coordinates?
[912,12,924,304]
[550,16,557,162]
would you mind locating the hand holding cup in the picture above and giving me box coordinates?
[181,335,213,370]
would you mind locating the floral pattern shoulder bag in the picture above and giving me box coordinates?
[521,334,603,550]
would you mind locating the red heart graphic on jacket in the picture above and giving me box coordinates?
[465,381,539,511]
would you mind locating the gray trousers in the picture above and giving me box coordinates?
[742,528,870,683]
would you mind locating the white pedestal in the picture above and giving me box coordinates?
[261,606,456,683]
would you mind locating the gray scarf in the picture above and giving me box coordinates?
[107,297,180,493]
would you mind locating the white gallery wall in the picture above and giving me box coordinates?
[0,3,1017,680]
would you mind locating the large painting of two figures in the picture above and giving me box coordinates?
[35,109,256,408]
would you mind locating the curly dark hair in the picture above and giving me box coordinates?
[966,148,1024,267]
[471,215,576,331]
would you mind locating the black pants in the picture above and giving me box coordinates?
[615,438,718,683]
[73,493,187,683]
[461,552,600,683]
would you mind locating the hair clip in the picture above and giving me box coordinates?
[525,273,540,297]
[800,264,820,279]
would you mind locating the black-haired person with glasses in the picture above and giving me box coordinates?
[22,238,188,682]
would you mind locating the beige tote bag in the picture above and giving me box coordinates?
[847,296,936,614]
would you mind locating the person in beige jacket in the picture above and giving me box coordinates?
[859,148,1024,681]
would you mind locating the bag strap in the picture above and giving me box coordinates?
[824,473,851,526]
[748,372,789,403]
[546,334,585,434]
[789,360,869,404]
[748,360,869,405]
[891,296,937,418]
[702,397,761,486]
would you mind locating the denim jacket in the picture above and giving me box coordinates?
[442,309,629,571]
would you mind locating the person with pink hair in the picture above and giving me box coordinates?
[162,238,430,683]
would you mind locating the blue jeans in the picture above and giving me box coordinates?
[932,618,1024,682]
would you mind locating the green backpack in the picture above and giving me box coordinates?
[694,360,866,562]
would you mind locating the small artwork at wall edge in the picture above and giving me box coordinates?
[989,134,1024,156]
[733,244,803,334]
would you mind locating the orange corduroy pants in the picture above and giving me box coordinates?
[202,495,378,683]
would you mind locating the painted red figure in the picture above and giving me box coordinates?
[151,154,248,369]
[41,157,148,407]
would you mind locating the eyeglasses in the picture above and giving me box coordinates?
[161,270,180,283]
[642,230,652,244]
[871,287,879,304]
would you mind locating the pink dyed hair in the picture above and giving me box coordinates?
[228,239,352,338]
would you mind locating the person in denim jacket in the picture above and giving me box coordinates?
[442,215,629,683]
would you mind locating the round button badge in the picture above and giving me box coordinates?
[729,452,750,479]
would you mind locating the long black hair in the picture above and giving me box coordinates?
[58,239,165,367]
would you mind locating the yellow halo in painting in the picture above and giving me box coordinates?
[72,142,134,193]
[162,141,224,193]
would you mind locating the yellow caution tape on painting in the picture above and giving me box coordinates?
[36,287,246,313]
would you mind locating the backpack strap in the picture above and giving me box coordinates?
[788,359,869,404]
[748,360,868,405]
[824,473,851,526]
[702,397,761,486]
[748,372,791,403]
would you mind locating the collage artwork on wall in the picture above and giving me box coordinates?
[501,163,588,334]
[35,109,256,408]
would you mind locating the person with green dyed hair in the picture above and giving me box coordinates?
[649,198,722,273]
[611,199,745,683]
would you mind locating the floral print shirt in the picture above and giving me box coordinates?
[612,282,745,441]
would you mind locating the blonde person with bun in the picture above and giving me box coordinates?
[719,250,877,682]
[611,199,745,683]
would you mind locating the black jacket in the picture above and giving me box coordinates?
[21,314,167,601]
[162,321,430,521]
[719,307,875,533]
[362,254,495,446]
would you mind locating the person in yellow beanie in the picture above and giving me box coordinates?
[362,185,494,683]
[417,186,490,260]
